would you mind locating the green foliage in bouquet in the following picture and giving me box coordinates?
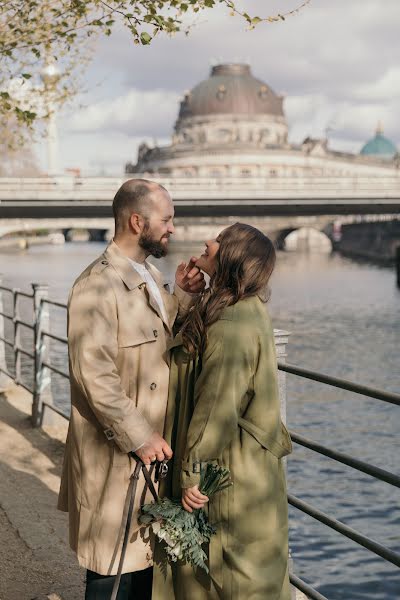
[140,464,232,573]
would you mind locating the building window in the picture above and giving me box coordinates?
[216,85,226,101]
[259,85,269,101]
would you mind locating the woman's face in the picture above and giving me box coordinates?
[195,234,221,276]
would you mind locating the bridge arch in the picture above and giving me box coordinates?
[0,218,115,241]
[275,226,332,252]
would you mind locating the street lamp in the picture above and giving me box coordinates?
[40,58,60,176]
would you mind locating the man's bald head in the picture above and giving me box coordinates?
[112,178,168,233]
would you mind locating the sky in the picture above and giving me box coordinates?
[35,0,400,175]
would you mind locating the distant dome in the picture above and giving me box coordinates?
[178,64,284,119]
[360,125,397,159]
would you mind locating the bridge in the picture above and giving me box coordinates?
[1,176,399,249]
[1,176,400,220]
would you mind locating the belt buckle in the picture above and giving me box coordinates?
[155,459,169,482]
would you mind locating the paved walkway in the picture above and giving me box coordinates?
[0,382,84,600]
[0,381,308,600]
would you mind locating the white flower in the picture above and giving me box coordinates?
[151,521,161,534]
[170,543,182,557]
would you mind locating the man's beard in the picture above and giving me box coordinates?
[139,222,169,258]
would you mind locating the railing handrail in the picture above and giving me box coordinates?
[42,298,67,310]
[288,494,400,568]
[290,430,400,488]
[278,361,400,406]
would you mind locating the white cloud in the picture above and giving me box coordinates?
[68,89,180,137]
[354,68,400,102]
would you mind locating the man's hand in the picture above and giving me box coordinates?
[175,257,205,294]
[135,432,173,465]
[182,485,209,513]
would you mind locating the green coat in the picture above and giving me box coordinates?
[153,295,292,600]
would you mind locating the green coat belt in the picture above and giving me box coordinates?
[153,295,292,600]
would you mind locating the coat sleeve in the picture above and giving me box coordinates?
[68,271,154,453]
[173,283,196,323]
[181,319,257,488]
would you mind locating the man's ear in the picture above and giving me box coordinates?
[129,213,144,235]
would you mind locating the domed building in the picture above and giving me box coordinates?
[360,124,397,160]
[126,64,398,178]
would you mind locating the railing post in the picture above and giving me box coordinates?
[32,283,54,426]
[0,278,13,390]
[13,290,21,386]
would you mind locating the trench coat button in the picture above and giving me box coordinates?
[153,329,158,338]
[150,382,157,391]
[101,260,108,265]
[104,428,115,440]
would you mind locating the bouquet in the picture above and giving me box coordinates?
[140,463,232,573]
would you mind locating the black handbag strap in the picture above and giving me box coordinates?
[110,458,159,600]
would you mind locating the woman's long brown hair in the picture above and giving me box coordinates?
[181,223,276,354]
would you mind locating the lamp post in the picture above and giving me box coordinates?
[40,59,60,176]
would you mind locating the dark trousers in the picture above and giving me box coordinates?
[85,567,153,600]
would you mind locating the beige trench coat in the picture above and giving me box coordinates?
[57,241,192,575]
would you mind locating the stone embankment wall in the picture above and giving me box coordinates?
[337,219,400,263]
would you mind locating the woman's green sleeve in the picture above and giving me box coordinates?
[181,319,256,488]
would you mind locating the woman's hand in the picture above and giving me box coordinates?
[182,485,209,513]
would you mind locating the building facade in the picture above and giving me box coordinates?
[126,63,399,179]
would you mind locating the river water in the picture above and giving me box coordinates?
[1,241,399,599]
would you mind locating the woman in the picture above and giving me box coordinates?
[153,223,292,600]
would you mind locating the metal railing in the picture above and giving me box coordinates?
[281,362,400,598]
[0,281,399,600]
[0,283,70,425]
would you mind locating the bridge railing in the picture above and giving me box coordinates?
[1,175,400,201]
[0,280,399,600]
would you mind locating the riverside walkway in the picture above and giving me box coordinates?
[0,381,308,600]
[0,381,84,600]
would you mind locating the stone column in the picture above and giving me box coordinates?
[274,328,290,423]
[274,329,299,600]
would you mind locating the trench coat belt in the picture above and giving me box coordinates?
[238,417,293,459]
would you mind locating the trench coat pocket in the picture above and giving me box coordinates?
[238,417,292,458]
[118,328,158,348]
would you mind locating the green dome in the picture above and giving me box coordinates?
[360,126,397,159]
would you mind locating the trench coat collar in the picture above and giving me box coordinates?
[104,241,145,290]
[104,241,175,332]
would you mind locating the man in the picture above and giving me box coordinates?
[57,179,204,599]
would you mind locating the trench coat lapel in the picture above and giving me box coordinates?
[104,241,145,290]
[104,241,175,333]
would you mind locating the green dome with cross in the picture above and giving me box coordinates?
[360,124,397,159]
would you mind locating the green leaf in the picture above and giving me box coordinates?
[21,73,32,79]
[140,31,152,45]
